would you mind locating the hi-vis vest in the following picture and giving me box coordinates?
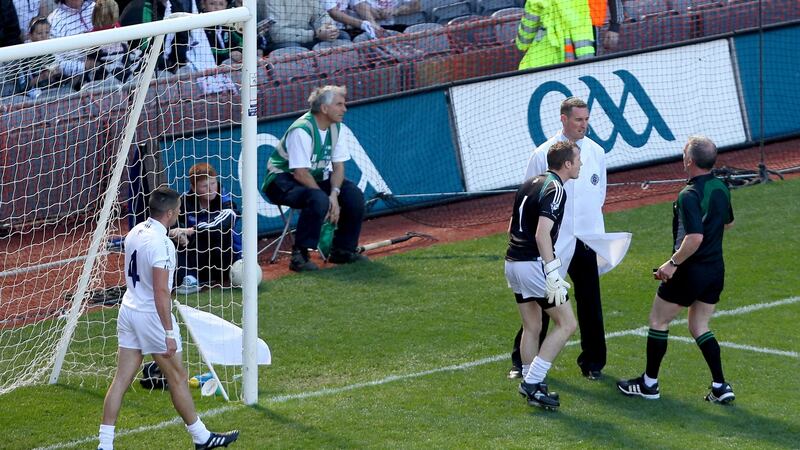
[516,0,595,70]
[261,112,340,191]
[588,0,607,27]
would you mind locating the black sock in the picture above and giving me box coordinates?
[696,331,725,383]
[646,328,669,379]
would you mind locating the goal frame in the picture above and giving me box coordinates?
[0,4,261,405]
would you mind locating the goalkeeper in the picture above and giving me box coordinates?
[504,141,581,410]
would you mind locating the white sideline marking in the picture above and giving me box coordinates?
[36,296,800,450]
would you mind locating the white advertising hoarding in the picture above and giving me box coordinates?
[449,40,747,192]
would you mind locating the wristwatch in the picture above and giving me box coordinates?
[668,258,679,267]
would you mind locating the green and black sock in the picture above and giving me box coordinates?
[646,328,669,379]
[696,331,725,384]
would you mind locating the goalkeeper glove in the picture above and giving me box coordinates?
[543,258,571,306]
[361,21,377,39]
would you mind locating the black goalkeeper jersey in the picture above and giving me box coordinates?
[506,171,566,262]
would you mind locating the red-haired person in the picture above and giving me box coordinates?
[172,163,242,293]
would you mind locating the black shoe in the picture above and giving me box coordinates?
[289,248,318,272]
[582,369,602,380]
[518,381,560,410]
[327,249,369,264]
[508,367,522,379]
[196,430,239,449]
[705,382,735,404]
[617,375,660,399]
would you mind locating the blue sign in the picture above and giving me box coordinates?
[162,90,463,235]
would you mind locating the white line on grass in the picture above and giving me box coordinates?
[37,296,800,450]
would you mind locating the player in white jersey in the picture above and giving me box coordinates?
[98,187,239,450]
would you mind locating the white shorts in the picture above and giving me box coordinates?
[505,260,546,299]
[117,305,182,355]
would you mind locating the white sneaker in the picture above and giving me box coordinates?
[176,275,201,294]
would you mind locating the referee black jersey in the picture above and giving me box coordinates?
[506,171,567,262]
[672,173,734,265]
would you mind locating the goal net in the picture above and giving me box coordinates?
[0,7,254,398]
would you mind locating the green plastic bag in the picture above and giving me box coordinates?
[318,220,337,261]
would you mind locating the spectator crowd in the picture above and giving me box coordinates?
[1,0,628,101]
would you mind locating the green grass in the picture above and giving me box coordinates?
[2,178,799,449]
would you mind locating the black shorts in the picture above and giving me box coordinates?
[657,261,724,307]
[514,293,564,310]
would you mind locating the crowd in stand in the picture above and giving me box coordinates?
[0,0,606,101]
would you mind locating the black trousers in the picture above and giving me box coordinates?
[177,228,235,285]
[511,239,606,371]
[264,173,364,253]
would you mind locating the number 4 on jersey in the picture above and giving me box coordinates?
[128,250,140,288]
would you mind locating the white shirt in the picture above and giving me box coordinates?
[121,218,176,313]
[286,123,351,171]
[525,131,607,272]
[48,1,95,75]
[14,0,41,41]
[323,0,364,29]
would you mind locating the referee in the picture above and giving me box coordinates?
[618,136,736,404]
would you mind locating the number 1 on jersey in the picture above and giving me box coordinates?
[128,250,140,288]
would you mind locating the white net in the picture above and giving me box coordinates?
[0,11,250,399]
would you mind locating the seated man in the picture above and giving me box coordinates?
[174,163,242,293]
[261,85,367,272]
[266,0,338,51]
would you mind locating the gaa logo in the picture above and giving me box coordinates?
[591,174,599,185]
[528,70,676,152]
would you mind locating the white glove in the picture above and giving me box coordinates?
[543,258,571,306]
[361,21,377,39]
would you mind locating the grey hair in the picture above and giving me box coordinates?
[685,135,717,169]
[309,85,347,113]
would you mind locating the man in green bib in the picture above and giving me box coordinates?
[261,85,367,272]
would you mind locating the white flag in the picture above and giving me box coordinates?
[176,304,271,366]
[577,232,633,275]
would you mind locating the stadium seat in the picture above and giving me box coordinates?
[763,0,800,24]
[697,1,759,36]
[448,16,498,50]
[687,0,725,12]
[313,40,353,51]
[315,47,362,75]
[385,27,451,61]
[476,0,517,15]
[431,1,473,24]
[268,46,310,59]
[491,7,523,17]
[267,56,317,83]
[624,0,674,21]
[616,13,694,51]
[394,11,430,25]
[494,16,519,44]
[405,22,445,34]
[353,29,401,43]
[80,78,123,93]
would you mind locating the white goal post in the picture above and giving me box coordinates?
[0,3,260,405]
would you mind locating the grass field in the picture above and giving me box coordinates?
[2,178,799,449]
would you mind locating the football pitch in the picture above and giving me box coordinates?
[2,178,799,449]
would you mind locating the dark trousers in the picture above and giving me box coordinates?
[511,239,606,371]
[264,173,364,253]
[177,228,236,285]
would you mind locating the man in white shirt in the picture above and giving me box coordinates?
[261,85,367,272]
[98,187,239,450]
[509,97,609,381]
[48,0,94,76]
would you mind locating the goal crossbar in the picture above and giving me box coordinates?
[0,7,251,64]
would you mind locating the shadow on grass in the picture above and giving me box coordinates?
[249,403,354,448]
[546,375,798,448]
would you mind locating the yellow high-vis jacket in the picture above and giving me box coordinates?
[516,0,595,70]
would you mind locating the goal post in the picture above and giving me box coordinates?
[0,5,260,401]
